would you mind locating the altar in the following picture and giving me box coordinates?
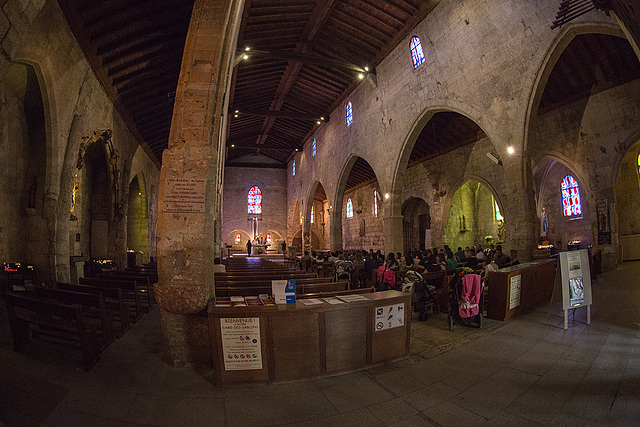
[252,244,269,255]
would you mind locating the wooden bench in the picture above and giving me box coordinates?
[30,287,116,348]
[215,281,348,297]
[98,272,155,312]
[5,292,101,370]
[79,277,143,321]
[297,286,375,299]
[57,282,131,334]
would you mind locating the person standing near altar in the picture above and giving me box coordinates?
[246,239,252,256]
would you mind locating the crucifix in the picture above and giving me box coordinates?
[248,216,262,239]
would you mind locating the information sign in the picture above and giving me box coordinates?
[220,317,262,371]
[163,178,206,213]
[509,274,521,310]
[374,303,405,331]
[558,249,592,329]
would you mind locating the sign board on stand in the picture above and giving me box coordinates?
[556,249,593,329]
[220,317,262,371]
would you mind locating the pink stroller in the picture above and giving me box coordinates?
[448,272,483,331]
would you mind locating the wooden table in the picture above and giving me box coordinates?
[485,259,557,321]
[208,291,411,384]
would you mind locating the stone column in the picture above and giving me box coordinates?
[329,209,343,252]
[383,192,404,255]
[503,153,538,261]
[155,0,244,367]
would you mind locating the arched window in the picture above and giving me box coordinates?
[311,206,314,223]
[247,186,262,214]
[235,233,241,244]
[299,211,303,225]
[346,101,353,127]
[312,137,316,157]
[561,175,582,217]
[410,36,425,68]
[292,160,296,177]
[266,233,272,243]
[346,198,353,218]
[373,190,378,217]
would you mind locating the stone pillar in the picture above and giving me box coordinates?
[503,153,538,261]
[155,0,244,367]
[383,192,404,255]
[329,209,343,252]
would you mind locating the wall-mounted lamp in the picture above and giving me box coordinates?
[486,152,503,166]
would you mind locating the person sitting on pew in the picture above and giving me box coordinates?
[509,250,520,266]
[213,257,226,273]
[482,252,499,282]
[493,245,510,269]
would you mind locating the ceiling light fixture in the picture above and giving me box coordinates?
[507,146,515,154]
[358,73,364,79]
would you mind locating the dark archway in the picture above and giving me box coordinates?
[81,140,112,259]
[127,174,149,264]
[402,197,430,254]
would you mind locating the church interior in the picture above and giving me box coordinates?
[1,0,640,424]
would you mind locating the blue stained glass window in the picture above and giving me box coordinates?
[346,101,353,127]
[312,138,316,157]
[247,186,262,214]
[346,198,353,218]
[292,160,296,176]
[561,175,582,217]
[410,36,425,68]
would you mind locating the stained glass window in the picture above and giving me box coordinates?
[494,198,503,221]
[235,233,241,244]
[346,101,353,127]
[410,36,425,68]
[637,153,640,180]
[312,137,316,157]
[266,233,271,243]
[311,206,314,224]
[561,175,582,217]
[247,186,262,214]
[346,198,353,218]
[292,160,296,176]
[373,190,378,217]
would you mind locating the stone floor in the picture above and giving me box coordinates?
[1,261,639,426]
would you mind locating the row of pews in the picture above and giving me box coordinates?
[216,258,374,298]
[4,263,157,371]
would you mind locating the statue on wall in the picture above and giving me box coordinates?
[541,207,548,238]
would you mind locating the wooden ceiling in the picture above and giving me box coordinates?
[538,33,640,114]
[57,1,639,192]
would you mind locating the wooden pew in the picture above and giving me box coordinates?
[98,272,155,312]
[57,282,131,334]
[297,286,375,299]
[5,292,101,371]
[30,287,116,348]
[423,270,449,313]
[79,277,143,321]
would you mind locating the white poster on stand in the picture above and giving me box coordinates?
[220,317,262,371]
[558,249,592,329]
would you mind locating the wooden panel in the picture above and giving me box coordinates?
[371,302,410,363]
[271,312,320,381]
[325,307,367,372]
[620,234,640,260]
[486,259,557,321]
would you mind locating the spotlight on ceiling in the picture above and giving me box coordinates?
[507,146,515,155]
[358,73,364,79]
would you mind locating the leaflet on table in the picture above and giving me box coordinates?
[336,294,370,303]
[321,297,345,304]
[301,298,324,305]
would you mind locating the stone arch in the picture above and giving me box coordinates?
[334,154,383,251]
[258,229,283,247]
[533,157,592,249]
[127,173,149,263]
[305,180,330,251]
[0,61,54,282]
[614,137,640,242]
[392,106,504,206]
[523,22,625,154]
[443,178,505,250]
[225,229,252,256]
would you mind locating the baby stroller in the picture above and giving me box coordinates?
[448,271,483,331]
[403,271,438,321]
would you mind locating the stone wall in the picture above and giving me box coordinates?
[342,183,384,251]
[615,140,640,236]
[222,166,287,254]
[0,0,159,282]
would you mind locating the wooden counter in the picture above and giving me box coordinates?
[485,259,557,321]
[208,291,411,384]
